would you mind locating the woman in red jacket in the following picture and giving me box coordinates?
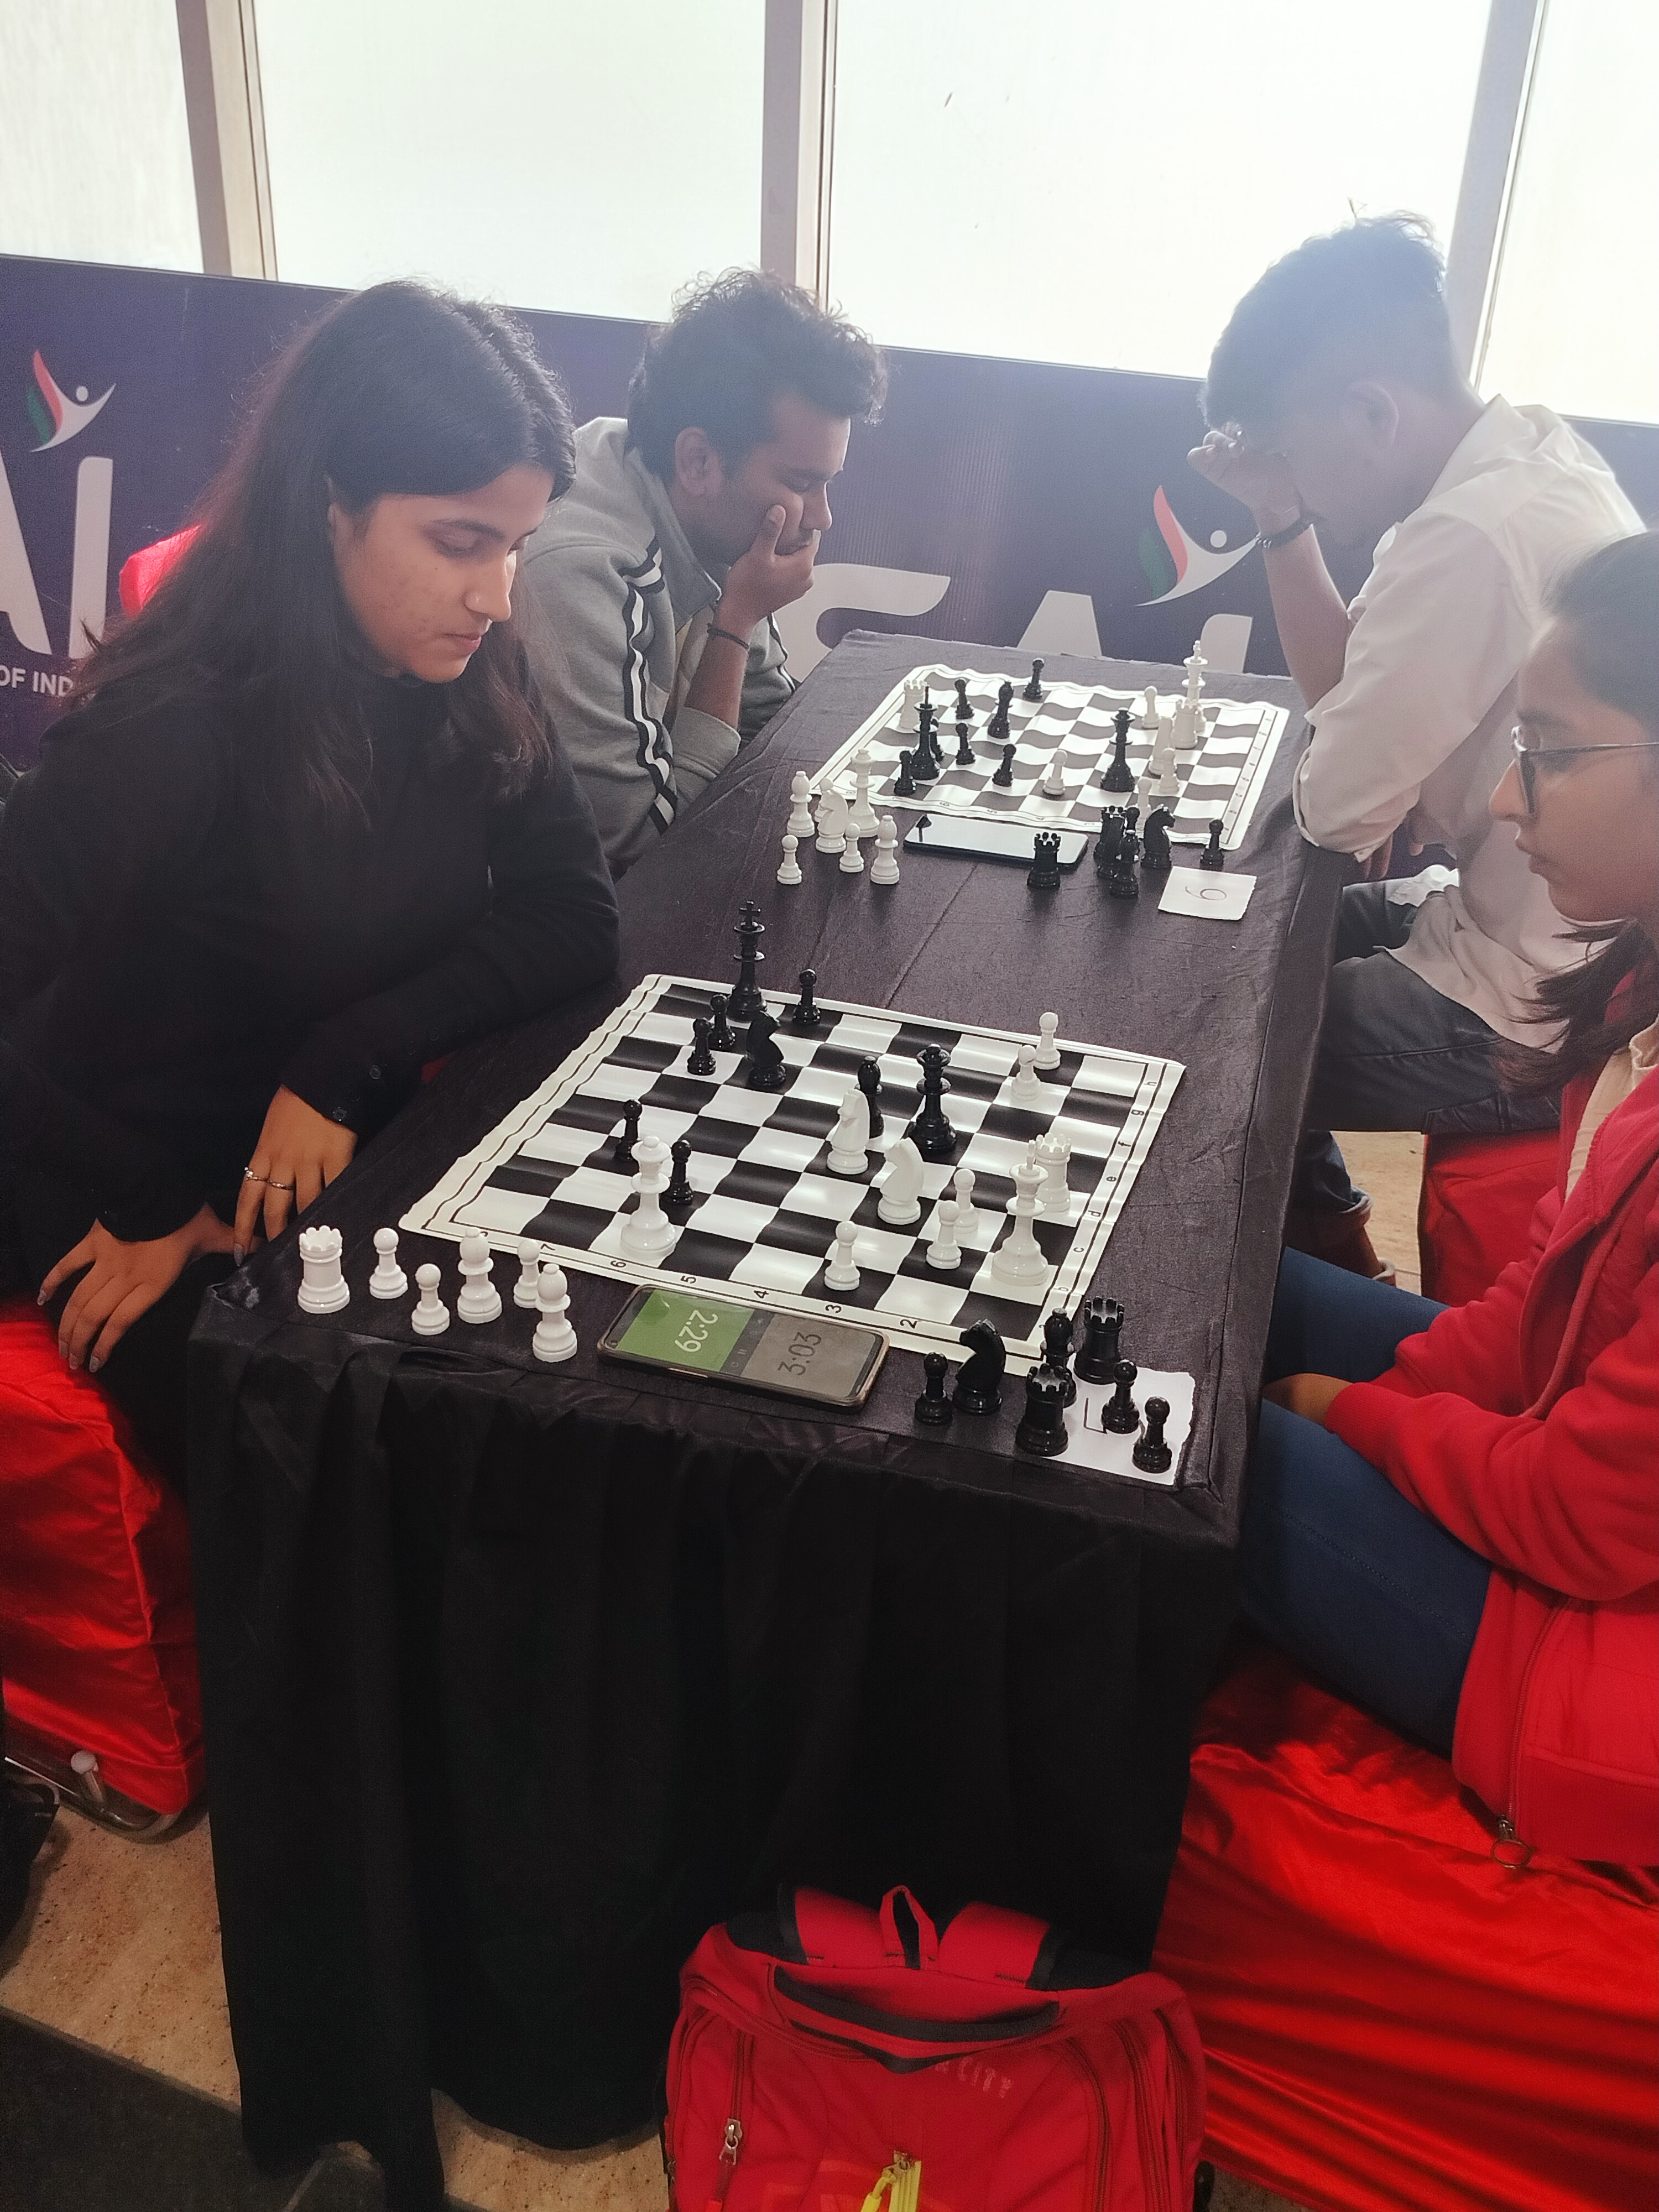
[1244,530,1658,1864]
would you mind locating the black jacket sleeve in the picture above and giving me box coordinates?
[0,705,222,1240]
[279,743,620,1129]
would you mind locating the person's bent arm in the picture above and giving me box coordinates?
[278,743,618,1143]
[681,502,815,734]
[1188,429,1352,708]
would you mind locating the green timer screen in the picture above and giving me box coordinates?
[604,1288,884,1407]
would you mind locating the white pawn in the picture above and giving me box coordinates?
[513,1235,545,1308]
[838,829,865,875]
[369,1226,408,1300]
[952,1165,977,1231]
[823,1218,861,1291]
[786,769,815,839]
[1040,753,1066,800]
[456,1228,502,1323]
[1034,1012,1061,1071]
[926,1197,963,1271]
[848,748,880,838]
[776,832,803,886]
[877,1134,924,1225]
[815,784,848,855]
[828,1084,869,1176]
[531,1259,578,1364]
[870,816,901,886]
[1138,683,1160,729]
[296,1224,349,1315]
[411,1261,450,1335]
[1009,1044,1045,1106]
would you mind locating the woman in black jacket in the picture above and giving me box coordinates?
[0,282,619,1481]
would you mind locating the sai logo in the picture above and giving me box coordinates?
[1139,484,1256,606]
[1,349,116,667]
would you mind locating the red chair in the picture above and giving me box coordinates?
[1154,1645,1657,2212]
[0,1298,203,1832]
[116,525,200,616]
[1416,1130,1559,1305]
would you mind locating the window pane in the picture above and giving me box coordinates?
[255,0,764,320]
[827,0,1488,375]
[1479,1,1659,426]
[0,0,200,271]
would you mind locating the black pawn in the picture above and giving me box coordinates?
[789,968,822,1031]
[992,743,1016,789]
[914,1350,954,1428]
[953,677,973,726]
[894,749,917,796]
[954,718,974,767]
[686,1017,716,1077]
[1133,1396,1173,1474]
[1041,1309,1077,1406]
[1015,1366,1068,1456]
[1103,1357,1139,1433]
[1109,832,1140,900]
[663,1137,695,1218]
[1028,831,1062,892]
[611,1098,642,1173]
[1103,708,1136,794]
[709,993,734,1052]
[1023,658,1045,702]
[1074,1295,1124,1385]
[1200,819,1225,871]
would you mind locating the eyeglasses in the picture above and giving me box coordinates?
[1510,729,1659,815]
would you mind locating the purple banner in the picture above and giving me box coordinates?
[3,254,1656,772]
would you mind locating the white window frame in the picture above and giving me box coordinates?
[186,0,1558,393]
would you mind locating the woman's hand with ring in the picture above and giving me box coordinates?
[233,1086,358,1257]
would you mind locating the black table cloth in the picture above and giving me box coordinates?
[190,634,1345,2209]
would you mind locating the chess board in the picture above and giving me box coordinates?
[401,975,1184,1363]
[810,664,1288,851]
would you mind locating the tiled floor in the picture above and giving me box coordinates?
[3,1143,1422,2210]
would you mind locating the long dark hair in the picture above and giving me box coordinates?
[1505,531,1659,1094]
[70,281,576,816]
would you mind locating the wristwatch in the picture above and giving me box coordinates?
[1260,514,1313,552]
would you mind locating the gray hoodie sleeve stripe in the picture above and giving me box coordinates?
[619,541,678,833]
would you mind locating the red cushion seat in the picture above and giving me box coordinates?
[0,1297,203,1815]
[1416,1129,1558,1306]
[1153,1645,1657,2212]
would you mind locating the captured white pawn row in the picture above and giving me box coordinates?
[298,1223,576,1364]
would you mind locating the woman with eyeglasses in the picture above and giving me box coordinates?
[1240,529,1657,1864]
[0,283,620,1488]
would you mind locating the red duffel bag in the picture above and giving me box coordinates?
[664,1884,1205,2211]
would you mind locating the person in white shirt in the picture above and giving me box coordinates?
[1190,216,1640,1278]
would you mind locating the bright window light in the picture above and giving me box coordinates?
[0,0,200,272]
[827,0,1489,376]
[1479,1,1659,426]
[255,0,764,320]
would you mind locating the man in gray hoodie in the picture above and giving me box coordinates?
[519,272,886,871]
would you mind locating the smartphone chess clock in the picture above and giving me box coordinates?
[597,1287,887,1409]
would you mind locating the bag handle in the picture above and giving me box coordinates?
[789,1886,940,1970]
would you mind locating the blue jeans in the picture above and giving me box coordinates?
[1295,881,1560,1215]
[1241,1249,1491,1754]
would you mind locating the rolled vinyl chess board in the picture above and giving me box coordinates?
[810,664,1288,850]
[401,975,1184,1361]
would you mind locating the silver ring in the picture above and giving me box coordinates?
[242,1167,267,1183]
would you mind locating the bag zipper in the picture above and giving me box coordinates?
[713,2033,751,2207]
[1059,2040,1110,2211]
[1117,2019,1172,2212]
